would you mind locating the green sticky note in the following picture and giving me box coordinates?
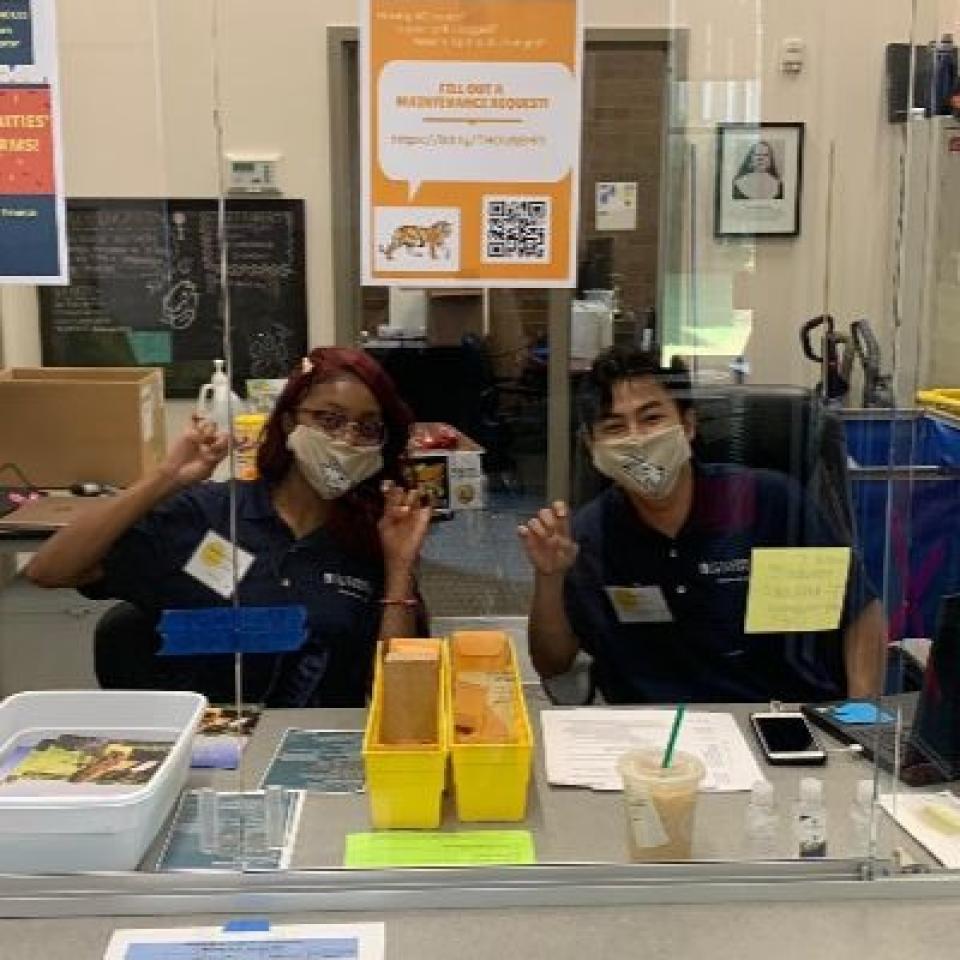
[344,830,535,868]
[745,547,851,633]
[127,330,172,364]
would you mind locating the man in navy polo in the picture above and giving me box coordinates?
[518,347,886,704]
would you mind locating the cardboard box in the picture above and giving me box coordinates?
[0,367,166,487]
[407,423,485,512]
[448,450,484,510]
[404,453,451,513]
[426,289,483,346]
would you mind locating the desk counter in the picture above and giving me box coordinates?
[4,898,960,960]
[1,695,958,952]
[144,694,933,870]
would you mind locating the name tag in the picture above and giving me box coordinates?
[605,585,674,624]
[183,530,255,599]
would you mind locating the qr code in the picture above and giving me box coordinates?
[482,196,551,263]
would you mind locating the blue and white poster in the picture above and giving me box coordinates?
[0,0,67,283]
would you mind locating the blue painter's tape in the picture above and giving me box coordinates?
[158,606,307,655]
[829,701,896,725]
[223,918,271,932]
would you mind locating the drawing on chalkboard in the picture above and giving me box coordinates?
[40,198,308,398]
[249,322,293,377]
[161,278,200,330]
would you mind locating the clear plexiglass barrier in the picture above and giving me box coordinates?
[1,0,960,917]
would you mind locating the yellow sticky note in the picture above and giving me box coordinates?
[921,801,960,835]
[744,547,851,634]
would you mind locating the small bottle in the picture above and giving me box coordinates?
[744,779,779,858]
[197,358,235,431]
[198,787,219,855]
[797,777,828,858]
[850,778,874,853]
[264,785,286,849]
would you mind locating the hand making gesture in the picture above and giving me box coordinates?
[518,501,579,577]
[378,479,432,572]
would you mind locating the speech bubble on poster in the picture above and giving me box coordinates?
[378,60,577,199]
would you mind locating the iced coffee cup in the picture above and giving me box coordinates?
[617,748,706,862]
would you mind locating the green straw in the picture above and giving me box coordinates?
[661,703,686,768]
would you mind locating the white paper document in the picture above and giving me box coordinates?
[541,708,764,792]
[879,791,960,868]
[103,923,385,960]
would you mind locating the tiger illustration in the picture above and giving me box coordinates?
[379,220,453,260]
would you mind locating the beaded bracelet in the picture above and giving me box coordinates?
[380,597,419,607]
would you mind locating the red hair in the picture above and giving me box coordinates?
[256,347,414,557]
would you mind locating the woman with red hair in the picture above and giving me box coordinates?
[26,347,432,707]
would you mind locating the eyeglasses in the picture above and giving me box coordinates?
[297,407,386,447]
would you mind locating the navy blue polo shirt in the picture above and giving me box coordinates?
[564,463,874,704]
[80,480,385,707]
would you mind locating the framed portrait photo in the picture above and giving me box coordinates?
[714,122,804,238]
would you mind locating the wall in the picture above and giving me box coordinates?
[0,0,946,398]
[484,41,667,379]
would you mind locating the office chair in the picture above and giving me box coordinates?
[689,385,854,541]
[94,601,170,690]
[93,601,259,702]
[458,334,546,490]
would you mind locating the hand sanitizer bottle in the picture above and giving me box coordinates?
[797,777,828,858]
[197,358,235,431]
[850,778,874,853]
[745,779,779,857]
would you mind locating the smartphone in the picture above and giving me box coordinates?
[750,711,827,765]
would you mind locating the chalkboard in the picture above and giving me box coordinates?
[39,198,308,397]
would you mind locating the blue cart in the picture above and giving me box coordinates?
[843,410,960,639]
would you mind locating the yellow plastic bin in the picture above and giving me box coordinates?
[362,641,448,829]
[448,635,533,822]
[917,388,960,420]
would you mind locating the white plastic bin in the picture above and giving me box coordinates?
[0,690,205,873]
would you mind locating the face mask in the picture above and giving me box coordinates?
[591,424,691,500]
[286,425,383,500]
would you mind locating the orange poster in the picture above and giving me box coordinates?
[361,0,582,287]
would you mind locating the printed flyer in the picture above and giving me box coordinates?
[361,0,582,287]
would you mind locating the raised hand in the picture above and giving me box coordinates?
[517,501,579,577]
[378,480,432,572]
[160,416,230,489]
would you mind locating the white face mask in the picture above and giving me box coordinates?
[286,425,383,500]
[591,423,691,500]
